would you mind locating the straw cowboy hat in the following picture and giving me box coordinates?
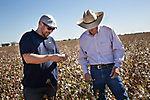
[77,9,104,29]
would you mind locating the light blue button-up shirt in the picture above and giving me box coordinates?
[78,26,125,74]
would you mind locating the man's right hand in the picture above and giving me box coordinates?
[84,73,94,82]
[52,54,68,62]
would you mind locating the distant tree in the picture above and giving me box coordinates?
[1,43,10,47]
[68,38,71,41]
[11,42,18,46]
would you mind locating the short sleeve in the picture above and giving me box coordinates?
[19,33,34,56]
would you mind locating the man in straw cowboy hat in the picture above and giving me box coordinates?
[77,9,129,100]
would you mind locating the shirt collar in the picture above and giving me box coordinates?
[86,26,101,36]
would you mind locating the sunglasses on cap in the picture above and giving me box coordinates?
[42,22,55,31]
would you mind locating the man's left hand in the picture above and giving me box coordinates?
[110,66,120,79]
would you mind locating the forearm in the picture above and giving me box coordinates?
[23,53,55,64]
[113,48,125,68]
[78,58,88,74]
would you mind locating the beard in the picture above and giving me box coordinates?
[42,31,46,38]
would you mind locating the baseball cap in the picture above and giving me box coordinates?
[40,14,57,29]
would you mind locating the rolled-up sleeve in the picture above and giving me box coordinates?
[111,29,125,68]
[78,45,89,74]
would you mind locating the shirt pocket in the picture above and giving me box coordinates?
[99,41,112,55]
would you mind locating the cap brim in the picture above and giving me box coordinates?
[77,12,104,29]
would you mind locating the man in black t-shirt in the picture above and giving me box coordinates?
[19,14,68,100]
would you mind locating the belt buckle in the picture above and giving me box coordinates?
[97,65,102,69]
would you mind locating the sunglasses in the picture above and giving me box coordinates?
[42,22,55,31]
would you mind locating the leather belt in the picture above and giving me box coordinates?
[90,63,115,69]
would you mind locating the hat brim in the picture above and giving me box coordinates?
[77,12,104,29]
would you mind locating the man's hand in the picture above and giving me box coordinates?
[110,66,120,79]
[52,54,68,62]
[84,73,94,82]
[62,54,68,61]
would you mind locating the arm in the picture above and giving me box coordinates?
[20,33,68,64]
[112,29,125,68]
[23,53,67,64]
[78,44,93,82]
[78,45,88,74]
[110,29,125,78]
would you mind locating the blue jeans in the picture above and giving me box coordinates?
[90,65,129,100]
[23,86,57,100]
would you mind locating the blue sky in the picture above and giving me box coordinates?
[0,0,150,44]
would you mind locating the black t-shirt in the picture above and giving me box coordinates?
[19,30,59,88]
